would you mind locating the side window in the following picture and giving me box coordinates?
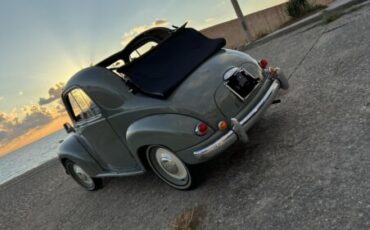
[129,41,158,62]
[67,88,101,122]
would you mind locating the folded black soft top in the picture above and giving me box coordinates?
[118,27,226,98]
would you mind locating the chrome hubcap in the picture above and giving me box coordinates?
[160,155,179,174]
[73,164,94,187]
[155,148,187,180]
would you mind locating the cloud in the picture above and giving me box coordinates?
[21,105,52,128]
[55,104,65,114]
[205,18,216,23]
[121,19,169,46]
[0,112,17,130]
[38,82,64,105]
[0,113,6,123]
[0,130,7,140]
[153,19,168,26]
[0,81,69,149]
[0,105,53,147]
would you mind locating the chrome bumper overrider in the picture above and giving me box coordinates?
[193,80,281,159]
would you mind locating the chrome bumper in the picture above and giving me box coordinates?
[193,80,281,159]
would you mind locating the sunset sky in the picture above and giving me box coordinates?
[0,0,287,155]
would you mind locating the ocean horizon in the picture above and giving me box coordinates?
[0,129,66,185]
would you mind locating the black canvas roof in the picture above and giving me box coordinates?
[118,27,226,98]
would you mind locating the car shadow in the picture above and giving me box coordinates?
[105,113,287,193]
[193,113,286,189]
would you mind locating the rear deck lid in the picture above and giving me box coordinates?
[119,27,226,99]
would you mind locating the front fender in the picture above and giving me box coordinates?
[126,114,214,158]
[58,134,103,177]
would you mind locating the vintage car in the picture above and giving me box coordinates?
[58,25,288,191]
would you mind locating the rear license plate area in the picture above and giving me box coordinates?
[225,70,258,100]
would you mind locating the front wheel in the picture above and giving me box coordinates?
[146,146,196,190]
[65,160,103,191]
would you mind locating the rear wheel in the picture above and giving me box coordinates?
[65,160,103,191]
[146,146,196,190]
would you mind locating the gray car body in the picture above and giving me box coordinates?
[58,48,281,178]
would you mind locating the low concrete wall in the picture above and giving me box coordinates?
[201,0,333,48]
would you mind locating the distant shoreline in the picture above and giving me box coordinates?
[0,128,64,157]
[0,129,66,186]
[0,116,68,157]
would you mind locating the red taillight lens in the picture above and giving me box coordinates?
[195,122,208,136]
[259,58,268,69]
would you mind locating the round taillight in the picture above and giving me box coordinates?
[195,122,208,136]
[259,58,268,69]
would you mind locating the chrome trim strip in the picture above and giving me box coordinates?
[193,80,280,159]
[193,130,237,159]
[240,80,280,126]
[96,170,145,178]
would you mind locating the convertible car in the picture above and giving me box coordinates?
[58,25,288,190]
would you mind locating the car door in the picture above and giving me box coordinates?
[66,88,138,172]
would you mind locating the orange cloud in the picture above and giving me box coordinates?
[0,82,68,152]
[38,82,65,105]
[121,19,169,46]
[0,115,70,156]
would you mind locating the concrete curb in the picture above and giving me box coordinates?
[244,0,368,50]
[325,0,368,12]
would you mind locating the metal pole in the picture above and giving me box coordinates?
[230,0,252,43]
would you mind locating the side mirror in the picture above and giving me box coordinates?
[63,122,75,133]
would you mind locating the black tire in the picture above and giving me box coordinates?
[146,146,197,190]
[65,160,103,191]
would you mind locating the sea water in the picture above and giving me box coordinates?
[0,129,66,185]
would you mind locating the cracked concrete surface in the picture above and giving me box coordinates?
[1,4,370,230]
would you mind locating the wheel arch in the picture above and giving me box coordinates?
[126,114,213,163]
[58,134,104,177]
[136,145,151,170]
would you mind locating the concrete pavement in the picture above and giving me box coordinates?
[248,0,369,49]
[1,3,370,230]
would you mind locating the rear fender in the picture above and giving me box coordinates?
[126,114,214,161]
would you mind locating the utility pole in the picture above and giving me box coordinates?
[230,0,252,43]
